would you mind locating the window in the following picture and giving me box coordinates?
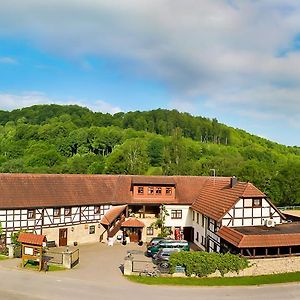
[148,187,154,195]
[155,187,162,195]
[202,215,205,227]
[196,213,199,224]
[137,186,144,194]
[214,220,218,232]
[146,227,154,235]
[192,211,195,221]
[53,208,61,218]
[201,236,206,247]
[64,207,71,216]
[27,209,35,219]
[94,206,100,214]
[166,188,172,195]
[171,210,182,219]
[196,232,199,242]
[214,242,218,252]
[253,198,262,207]
[89,225,95,234]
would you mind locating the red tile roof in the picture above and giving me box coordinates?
[100,205,127,226]
[191,178,266,221]
[0,173,209,208]
[121,218,145,227]
[217,223,300,248]
[17,232,46,246]
[0,173,269,221]
[131,176,175,185]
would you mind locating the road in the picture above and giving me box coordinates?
[1,268,300,300]
[1,243,300,300]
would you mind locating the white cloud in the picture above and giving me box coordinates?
[0,1,300,127]
[0,92,122,114]
[0,56,18,64]
[88,100,121,114]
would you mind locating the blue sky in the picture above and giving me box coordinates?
[0,0,300,146]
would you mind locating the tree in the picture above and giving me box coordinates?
[151,205,170,237]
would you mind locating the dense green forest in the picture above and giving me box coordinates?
[0,104,299,206]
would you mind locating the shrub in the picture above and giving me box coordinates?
[169,251,249,277]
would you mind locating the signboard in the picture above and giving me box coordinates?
[24,247,34,256]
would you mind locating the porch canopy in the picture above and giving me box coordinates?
[217,222,300,257]
[121,218,145,228]
[100,205,127,226]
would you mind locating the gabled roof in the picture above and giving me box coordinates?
[217,223,300,248]
[191,178,266,222]
[0,173,209,208]
[100,205,127,226]
[0,173,120,209]
[242,183,265,198]
[121,218,145,227]
[17,232,47,246]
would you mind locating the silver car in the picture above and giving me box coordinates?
[153,248,180,269]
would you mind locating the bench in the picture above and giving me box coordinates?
[46,241,56,248]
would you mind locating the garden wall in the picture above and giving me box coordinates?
[207,256,300,278]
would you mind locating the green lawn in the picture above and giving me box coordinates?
[0,255,8,260]
[21,261,66,272]
[126,272,300,286]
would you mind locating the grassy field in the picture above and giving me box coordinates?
[126,272,300,286]
[0,255,8,261]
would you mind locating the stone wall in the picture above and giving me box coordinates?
[209,256,300,278]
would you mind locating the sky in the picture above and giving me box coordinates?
[0,0,299,146]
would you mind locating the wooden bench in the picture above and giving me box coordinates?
[46,241,56,248]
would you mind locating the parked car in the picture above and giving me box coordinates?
[153,248,183,270]
[147,237,165,247]
[147,239,189,257]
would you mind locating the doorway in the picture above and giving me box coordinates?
[59,228,68,246]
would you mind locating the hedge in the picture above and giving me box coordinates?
[169,251,249,277]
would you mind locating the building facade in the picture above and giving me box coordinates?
[0,173,298,258]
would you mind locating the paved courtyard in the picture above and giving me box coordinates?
[1,242,300,300]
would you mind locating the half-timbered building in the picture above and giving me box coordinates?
[0,173,299,258]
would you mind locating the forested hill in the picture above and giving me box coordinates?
[0,104,299,206]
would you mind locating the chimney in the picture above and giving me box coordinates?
[230,176,237,188]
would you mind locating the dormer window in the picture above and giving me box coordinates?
[166,188,172,195]
[156,187,162,195]
[148,187,154,195]
[138,187,144,194]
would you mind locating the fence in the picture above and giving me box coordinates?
[70,249,79,268]
[278,206,300,211]
[45,248,79,269]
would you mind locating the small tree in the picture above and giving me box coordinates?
[11,229,26,258]
[151,205,170,237]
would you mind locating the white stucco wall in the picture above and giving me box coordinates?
[165,205,192,227]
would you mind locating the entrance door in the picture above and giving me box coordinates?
[59,228,68,246]
[183,227,193,242]
[128,228,141,242]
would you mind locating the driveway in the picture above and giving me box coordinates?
[1,242,300,300]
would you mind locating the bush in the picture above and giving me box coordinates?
[169,252,249,277]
